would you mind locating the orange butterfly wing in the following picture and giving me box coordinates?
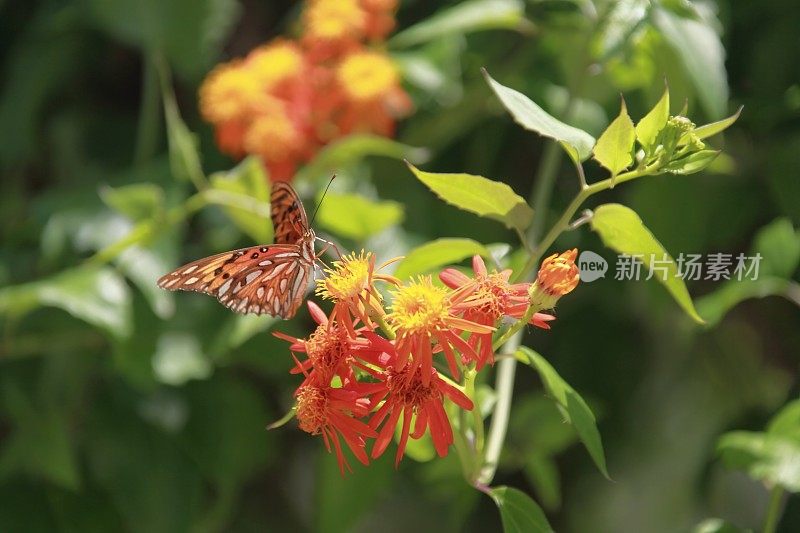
[271,182,313,245]
[157,244,313,319]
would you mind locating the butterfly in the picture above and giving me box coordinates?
[157,182,318,319]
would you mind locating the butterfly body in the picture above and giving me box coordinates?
[158,183,316,319]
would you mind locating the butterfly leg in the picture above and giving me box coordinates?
[315,236,344,260]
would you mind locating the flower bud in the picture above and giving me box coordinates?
[529,249,580,309]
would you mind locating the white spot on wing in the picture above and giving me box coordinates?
[245,270,262,284]
[259,260,273,267]
[217,279,232,295]
[182,265,198,274]
[279,278,288,292]
[185,277,199,285]
[256,287,264,298]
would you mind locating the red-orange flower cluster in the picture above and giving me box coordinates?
[199,0,411,181]
[275,250,579,474]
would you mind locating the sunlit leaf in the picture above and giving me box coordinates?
[696,277,792,327]
[593,99,636,177]
[591,203,705,324]
[751,218,800,279]
[516,347,609,478]
[99,183,164,222]
[489,485,553,533]
[483,70,596,162]
[152,332,212,386]
[390,0,527,49]
[636,86,670,152]
[209,157,272,243]
[767,399,800,443]
[682,106,743,144]
[693,518,747,533]
[664,150,720,175]
[408,163,533,233]
[316,192,404,241]
[653,5,728,119]
[594,0,650,61]
[0,266,132,339]
[159,62,205,185]
[394,238,491,279]
[295,134,428,183]
[717,431,800,492]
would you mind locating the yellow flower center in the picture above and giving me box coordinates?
[304,0,365,40]
[243,107,302,162]
[199,63,265,123]
[247,41,304,88]
[317,251,373,302]
[305,323,350,376]
[337,51,399,101]
[387,276,450,335]
[296,385,327,435]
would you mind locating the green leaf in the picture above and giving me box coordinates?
[635,86,670,152]
[664,150,720,175]
[151,332,212,386]
[209,157,272,243]
[767,400,800,443]
[524,456,561,511]
[482,70,596,162]
[752,218,800,279]
[693,518,748,533]
[515,347,609,478]
[593,0,650,61]
[294,134,428,183]
[316,192,404,241]
[590,203,705,324]
[0,266,132,339]
[696,277,792,327]
[653,5,728,119]
[489,486,553,533]
[717,431,800,492]
[593,99,636,177]
[394,238,491,279]
[99,183,164,222]
[407,163,534,233]
[209,314,279,356]
[390,0,527,49]
[683,106,743,143]
[159,62,205,186]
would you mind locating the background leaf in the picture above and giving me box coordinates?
[316,192,404,241]
[590,203,705,324]
[482,70,596,162]
[516,347,609,479]
[408,163,533,233]
[390,0,527,49]
[489,486,553,533]
[393,238,491,279]
[209,157,272,243]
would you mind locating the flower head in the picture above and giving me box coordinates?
[441,255,555,368]
[199,62,266,123]
[386,276,494,383]
[368,364,473,465]
[246,41,305,89]
[530,249,580,309]
[316,250,400,332]
[295,383,377,474]
[337,51,400,102]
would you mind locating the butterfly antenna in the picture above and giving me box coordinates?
[309,174,336,226]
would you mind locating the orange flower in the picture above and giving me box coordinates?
[386,276,494,383]
[302,0,366,60]
[295,383,377,475]
[198,62,266,123]
[530,249,580,308]
[246,40,305,90]
[441,255,555,368]
[367,363,474,466]
[316,250,400,332]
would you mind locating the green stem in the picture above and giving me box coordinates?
[763,485,785,533]
[465,368,485,456]
[134,54,161,165]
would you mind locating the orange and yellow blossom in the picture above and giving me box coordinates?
[385,276,494,384]
[530,248,580,309]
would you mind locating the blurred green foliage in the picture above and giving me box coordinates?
[1,0,799,532]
